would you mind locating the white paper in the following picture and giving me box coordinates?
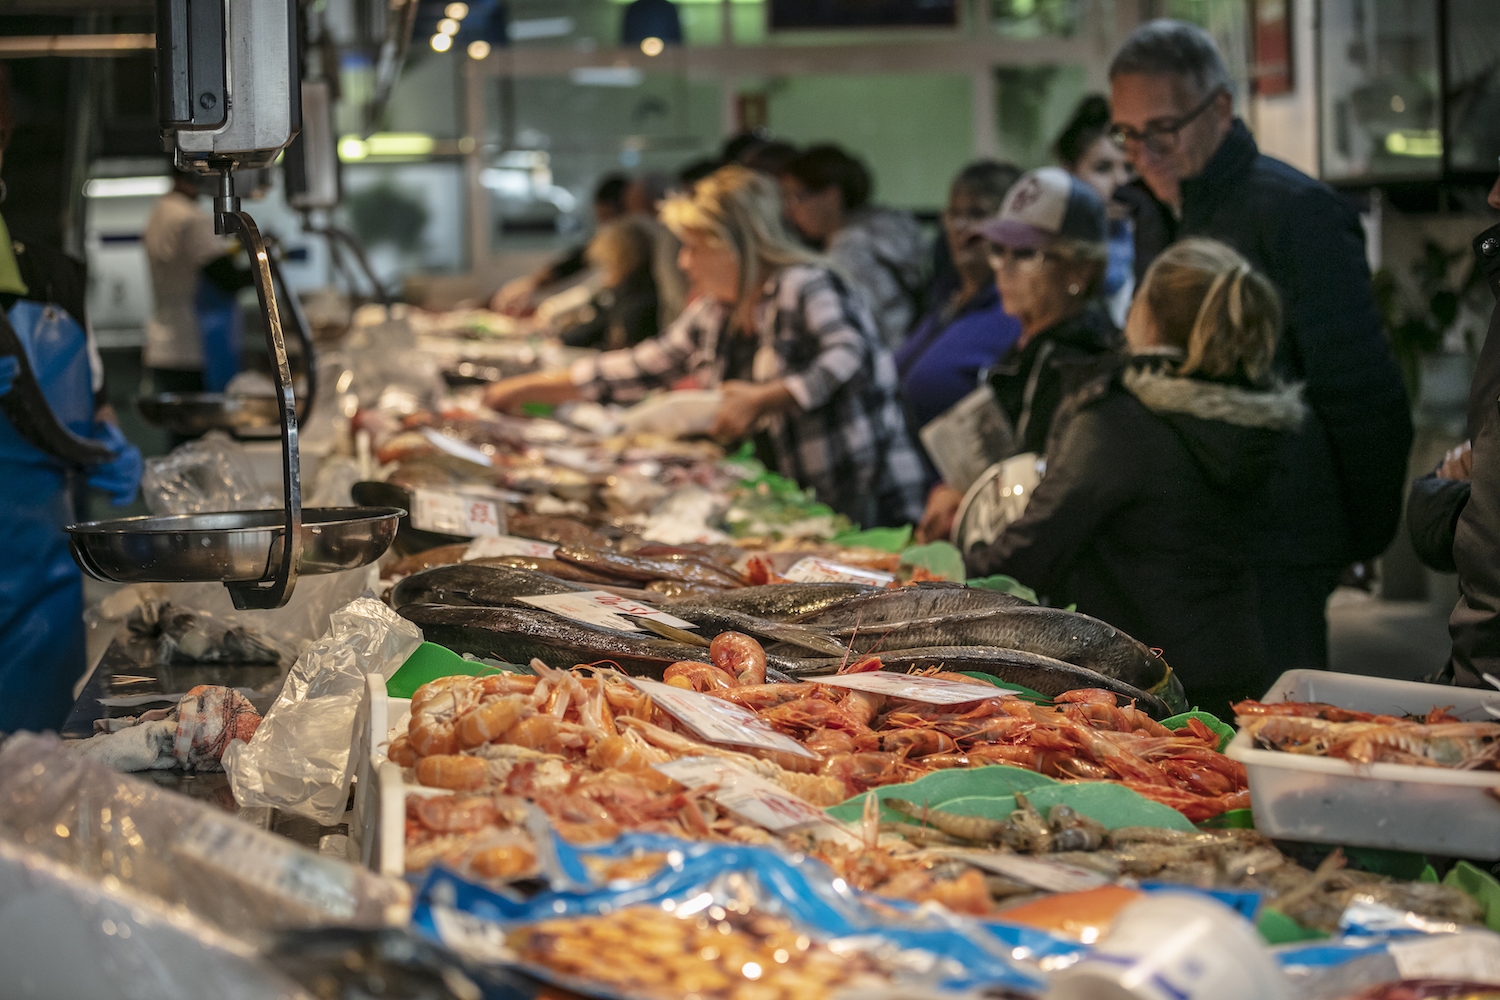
[1391,932,1500,985]
[463,535,558,560]
[411,488,506,537]
[517,590,696,633]
[174,813,357,917]
[784,557,894,586]
[630,678,818,759]
[419,426,495,468]
[812,671,1002,705]
[943,851,1111,893]
[655,756,829,831]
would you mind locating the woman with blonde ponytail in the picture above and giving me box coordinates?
[966,238,1305,714]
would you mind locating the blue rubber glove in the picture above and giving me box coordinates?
[0,356,17,396]
[87,421,144,506]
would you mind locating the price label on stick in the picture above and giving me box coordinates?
[812,671,1002,705]
[630,678,818,759]
[784,557,895,585]
[411,488,507,537]
[655,757,830,832]
[517,590,697,633]
[463,535,558,560]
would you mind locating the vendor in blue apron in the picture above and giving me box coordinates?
[0,85,143,731]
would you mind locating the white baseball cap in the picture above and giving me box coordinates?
[980,166,1107,249]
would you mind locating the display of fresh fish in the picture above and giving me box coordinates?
[389,563,586,609]
[788,645,1171,718]
[554,545,744,589]
[665,582,879,620]
[792,585,1027,628]
[664,606,848,657]
[507,513,617,549]
[822,606,1169,692]
[398,603,711,678]
[483,555,630,586]
[644,579,721,600]
[384,544,470,577]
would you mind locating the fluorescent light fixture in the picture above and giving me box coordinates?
[467,39,491,59]
[337,133,435,161]
[1385,129,1441,157]
[84,175,172,198]
[444,2,469,18]
[431,32,453,51]
[569,66,643,87]
[509,16,574,40]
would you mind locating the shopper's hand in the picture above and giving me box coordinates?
[490,275,540,316]
[0,356,17,397]
[712,380,793,442]
[483,374,539,414]
[1438,440,1473,481]
[87,421,144,506]
[916,483,963,543]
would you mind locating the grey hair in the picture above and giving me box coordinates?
[1109,19,1233,97]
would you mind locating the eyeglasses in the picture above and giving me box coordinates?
[1108,88,1225,156]
[987,244,1049,269]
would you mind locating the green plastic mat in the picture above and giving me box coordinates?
[965,574,1039,604]
[1445,861,1500,933]
[822,764,1194,832]
[386,643,512,699]
[828,524,912,553]
[1160,711,1235,752]
[955,671,1050,704]
[1257,908,1328,945]
[1197,808,1255,830]
[899,541,966,582]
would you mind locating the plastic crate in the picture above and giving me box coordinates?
[1225,670,1500,858]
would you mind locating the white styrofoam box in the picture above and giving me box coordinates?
[350,673,443,878]
[1225,670,1500,858]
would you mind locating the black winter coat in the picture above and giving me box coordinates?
[1448,221,1500,686]
[965,356,1306,704]
[987,301,1117,456]
[1121,120,1413,568]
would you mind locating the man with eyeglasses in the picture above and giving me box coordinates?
[1108,19,1413,675]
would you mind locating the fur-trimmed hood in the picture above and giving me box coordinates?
[1116,357,1304,492]
[1123,365,1306,431]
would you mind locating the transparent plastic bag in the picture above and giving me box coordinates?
[0,732,409,947]
[127,600,281,666]
[224,597,423,824]
[140,431,279,515]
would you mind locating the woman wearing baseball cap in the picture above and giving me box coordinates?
[917,166,1117,542]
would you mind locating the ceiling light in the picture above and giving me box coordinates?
[467,39,491,59]
[445,2,469,18]
[437,17,459,35]
[640,36,664,56]
[431,32,453,51]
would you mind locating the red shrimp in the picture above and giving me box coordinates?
[662,660,738,693]
[415,754,489,791]
[709,632,765,685]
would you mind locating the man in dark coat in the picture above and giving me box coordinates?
[1109,20,1413,671]
[1444,174,1500,685]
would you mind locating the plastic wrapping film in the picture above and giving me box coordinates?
[344,308,444,412]
[412,830,1047,997]
[84,565,380,675]
[140,431,280,515]
[224,597,423,824]
[0,733,409,945]
[0,836,312,1000]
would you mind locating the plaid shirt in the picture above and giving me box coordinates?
[570,265,929,527]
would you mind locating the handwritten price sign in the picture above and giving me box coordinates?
[517,590,697,632]
[411,488,507,537]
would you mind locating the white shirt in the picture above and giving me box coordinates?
[142,190,236,370]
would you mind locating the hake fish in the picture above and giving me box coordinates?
[554,545,745,589]
[664,582,879,620]
[821,605,1169,693]
[788,645,1171,718]
[398,603,711,678]
[389,564,586,610]
[663,606,848,657]
[791,585,1028,628]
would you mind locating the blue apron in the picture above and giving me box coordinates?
[0,299,97,731]
[196,276,242,392]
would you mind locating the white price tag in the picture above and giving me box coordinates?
[429,905,515,963]
[518,590,696,633]
[655,756,829,831]
[174,813,357,918]
[784,557,895,586]
[630,678,818,759]
[813,671,1002,705]
[1391,932,1500,985]
[944,851,1111,893]
[411,488,506,537]
[420,426,495,468]
[463,535,558,560]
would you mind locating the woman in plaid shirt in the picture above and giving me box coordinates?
[485,165,928,528]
